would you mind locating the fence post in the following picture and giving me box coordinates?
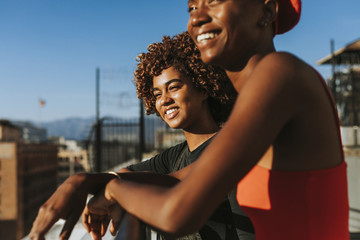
[95,68,102,172]
[330,39,337,104]
[95,119,102,172]
[139,101,145,162]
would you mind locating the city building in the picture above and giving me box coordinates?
[12,121,47,143]
[0,120,20,142]
[49,136,90,184]
[0,121,58,240]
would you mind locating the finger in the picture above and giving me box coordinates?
[109,221,118,237]
[109,205,125,236]
[101,215,111,237]
[29,218,48,240]
[86,199,110,236]
[89,214,104,237]
[29,230,45,240]
[82,207,91,233]
[90,231,102,240]
[29,206,61,240]
[59,210,82,240]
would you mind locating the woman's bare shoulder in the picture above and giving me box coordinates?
[263,51,305,63]
[246,52,305,89]
[251,51,316,91]
[258,52,309,75]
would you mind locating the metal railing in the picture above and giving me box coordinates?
[86,116,185,172]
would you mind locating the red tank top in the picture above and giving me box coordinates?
[236,71,349,240]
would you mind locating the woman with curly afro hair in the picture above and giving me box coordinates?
[134,31,236,127]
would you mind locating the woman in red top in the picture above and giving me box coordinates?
[85,1,349,238]
[30,0,350,239]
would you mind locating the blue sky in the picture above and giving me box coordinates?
[1,0,359,123]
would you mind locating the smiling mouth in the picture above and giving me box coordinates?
[164,108,179,120]
[197,32,220,43]
[166,108,177,115]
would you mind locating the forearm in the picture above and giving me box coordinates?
[104,172,204,236]
[71,170,129,195]
[112,171,179,187]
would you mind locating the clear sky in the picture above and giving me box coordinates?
[1,0,359,123]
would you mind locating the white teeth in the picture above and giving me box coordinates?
[166,108,176,115]
[197,32,218,43]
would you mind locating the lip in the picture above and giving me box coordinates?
[164,107,179,120]
[193,29,222,48]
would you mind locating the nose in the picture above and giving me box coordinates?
[189,5,211,28]
[158,92,173,106]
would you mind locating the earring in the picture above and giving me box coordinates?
[260,21,268,27]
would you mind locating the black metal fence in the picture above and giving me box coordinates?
[86,115,185,172]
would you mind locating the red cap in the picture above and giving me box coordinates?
[275,0,302,35]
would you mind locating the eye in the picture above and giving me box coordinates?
[188,5,197,13]
[169,86,179,90]
[153,92,161,99]
[169,83,181,91]
[187,1,198,13]
[208,0,222,6]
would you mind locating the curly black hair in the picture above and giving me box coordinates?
[134,31,237,125]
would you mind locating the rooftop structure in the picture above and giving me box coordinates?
[318,38,360,126]
[317,38,360,65]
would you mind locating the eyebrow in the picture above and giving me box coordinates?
[152,79,183,93]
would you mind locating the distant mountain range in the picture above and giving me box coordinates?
[10,115,166,141]
[42,117,96,140]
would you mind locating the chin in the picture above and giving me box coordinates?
[167,121,182,129]
[169,125,182,130]
[200,50,223,66]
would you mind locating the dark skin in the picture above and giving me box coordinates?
[28,173,115,240]
[30,0,343,238]
[83,0,342,237]
[29,67,219,240]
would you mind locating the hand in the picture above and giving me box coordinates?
[82,187,125,240]
[29,174,89,240]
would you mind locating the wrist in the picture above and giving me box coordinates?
[108,171,122,180]
[105,178,120,203]
[72,172,116,194]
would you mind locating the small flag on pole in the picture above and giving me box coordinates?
[39,99,46,107]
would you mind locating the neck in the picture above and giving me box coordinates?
[226,42,276,92]
[184,130,218,152]
[182,102,220,151]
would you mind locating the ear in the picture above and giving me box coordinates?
[258,0,277,29]
[201,90,209,101]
